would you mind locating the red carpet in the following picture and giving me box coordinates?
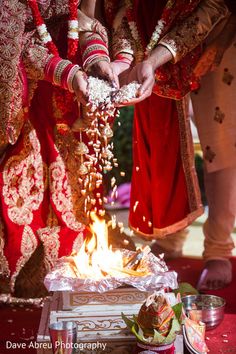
[0,304,41,354]
[0,257,235,354]
[167,257,236,353]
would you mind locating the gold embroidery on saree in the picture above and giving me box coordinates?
[2,122,45,225]
[0,215,10,277]
[38,227,60,272]
[10,225,38,290]
[0,0,26,146]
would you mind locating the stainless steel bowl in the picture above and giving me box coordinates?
[182,294,225,330]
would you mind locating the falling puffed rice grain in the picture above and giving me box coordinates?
[80,78,142,218]
[111,177,116,187]
[133,201,139,212]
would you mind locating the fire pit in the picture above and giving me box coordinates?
[37,78,180,352]
[36,214,179,353]
[44,213,177,293]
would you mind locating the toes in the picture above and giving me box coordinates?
[197,259,232,291]
[206,280,224,290]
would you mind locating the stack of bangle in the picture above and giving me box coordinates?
[44,56,81,92]
[81,34,110,72]
[114,52,134,65]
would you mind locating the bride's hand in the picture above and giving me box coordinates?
[86,60,119,88]
[72,70,89,105]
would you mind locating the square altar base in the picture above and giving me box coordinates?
[37,290,184,353]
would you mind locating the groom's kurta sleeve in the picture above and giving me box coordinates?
[159,0,229,63]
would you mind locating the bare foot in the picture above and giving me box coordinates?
[197,259,232,291]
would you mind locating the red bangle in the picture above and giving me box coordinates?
[115,53,133,65]
[60,63,75,90]
[81,39,108,49]
[44,56,61,82]
[83,53,110,70]
[83,49,109,62]
[44,56,81,91]
[81,34,109,71]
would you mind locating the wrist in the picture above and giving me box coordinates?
[81,34,110,72]
[72,70,84,92]
[68,66,82,93]
[113,60,131,74]
[115,53,134,65]
[85,56,110,73]
[147,45,173,71]
[44,56,81,91]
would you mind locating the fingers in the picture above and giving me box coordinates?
[139,76,154,97]
[105,68,119,88]
[99,65,115,83]
[114,92,150,107]
[72,71,89,105]
[90,61,119,88]
[76,93,88,106]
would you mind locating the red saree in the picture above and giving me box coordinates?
[0,80,87,286]
[0,2,89,291]
[129,95,202,237]
[130,1,203,238]
[104,0,203,238]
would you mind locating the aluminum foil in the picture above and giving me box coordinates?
[44,250,178,293]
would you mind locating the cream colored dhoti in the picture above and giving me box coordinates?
[190,36,236,260]
[153,36,236,260]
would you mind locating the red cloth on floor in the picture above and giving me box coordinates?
[167,257,236,353]
[0,304,41,354]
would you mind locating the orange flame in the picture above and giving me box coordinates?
[73,212,123,279]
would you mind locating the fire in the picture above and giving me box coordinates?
[73,212,124,279]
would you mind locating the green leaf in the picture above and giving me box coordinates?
[131,324,149,343]
[172,302,183,322]
[152,318,180,345]
[153,329,166,344]
[121,312,135,330]
[173,282,199,296]
[164,317,181,344]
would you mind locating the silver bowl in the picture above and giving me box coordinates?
[182,294,225,330]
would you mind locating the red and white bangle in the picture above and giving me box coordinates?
[44,56,80,91]
[114,53,134,65]
[84,55,110,72]
[53,60,71,86]
[67,64,81,92]
[81,35,110,71]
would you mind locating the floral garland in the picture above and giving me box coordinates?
[27,0,80,118]
[27,0,79,61]
[125,0,174,59]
